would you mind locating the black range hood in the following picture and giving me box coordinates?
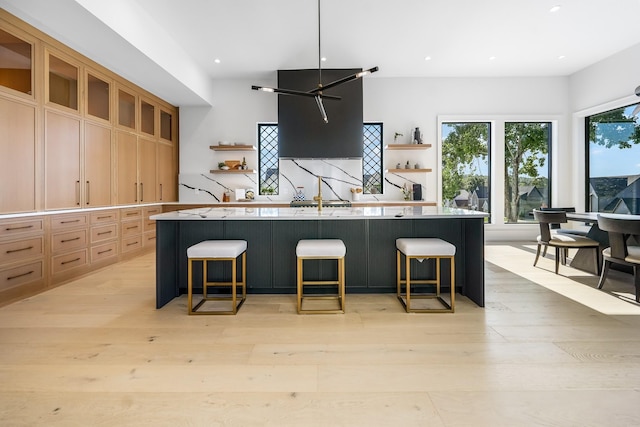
[277,68,364,159]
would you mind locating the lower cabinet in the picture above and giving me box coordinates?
[0,206,159,306]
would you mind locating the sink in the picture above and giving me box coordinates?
[290,200,352,208]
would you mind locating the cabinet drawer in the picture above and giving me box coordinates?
[51,214,88,231]
[121,219,143,237]
[121,235,142,253]
[0,260,43,291]
[91,224,118,243]
[143,230,156,248]
[90,210,119,224]
[91,241,117,263]
[0,237,44,266]
[51,229,87,253]
[51,249,87,274]
[0,218,44,239]
[144,206,162,217]
[144,218,156,232]
[121,208,142,220]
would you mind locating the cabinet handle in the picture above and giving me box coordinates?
[126,212,137,216]
[61,257,81,265]
[6,246,33,254]
[160,183,163,201]
[97,248,113,255]
[97,215,111,220]
[5,225,34,231]
[61,219,80,224]
[60,237,80,243]
[7,270,34,281]
[86,181,90,205]
[76,180,80,205]
[126,225,138,230]
[97,231,113,236]
[126,241,139,246]
[134,183,138,202]
[141,182,144,201]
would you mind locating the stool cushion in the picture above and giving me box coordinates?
[297,239,346,257]
[187,240,247,259]
[396,238,456,257]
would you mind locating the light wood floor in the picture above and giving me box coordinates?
[1,243,640,426]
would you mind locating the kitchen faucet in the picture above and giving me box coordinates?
[313,176,322,212]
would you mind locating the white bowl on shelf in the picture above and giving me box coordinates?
[218,141,231,146]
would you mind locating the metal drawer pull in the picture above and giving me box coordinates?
[97,249,113,255]
[97,231,113,235]
[126,212,138,216]
[61,257,81,265]
[126,242,138,246]
[6,246,33,254]
[61,237,81,243]
[6,225,34,231]
[7,270,34,280]
[126,225,138,230]
[97,215,111,220]
[61,219,80,224]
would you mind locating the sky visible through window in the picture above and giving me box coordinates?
[589,105,640,177]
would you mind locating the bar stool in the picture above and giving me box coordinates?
[396,238,456,313]
[296,239,346,314]
[187,240,247,315]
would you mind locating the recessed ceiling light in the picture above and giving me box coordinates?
[214,58,221,64]
[489,56,496,61]
[424,56,432,61]
[558,55,566,60]
[321,57,327,62]
[549,5,561,12]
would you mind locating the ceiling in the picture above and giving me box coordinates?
[2,0,640,106]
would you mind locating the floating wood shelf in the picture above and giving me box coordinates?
[209,169,256,174]
[386,168,432,173]
[209,145,256,151]
[384,144,432,150]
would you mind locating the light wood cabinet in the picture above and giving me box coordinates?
[139,137,157,203]
[158,142,176,202]
[84,122,113,207]
[45,110,81,210]
[46,50,79,111]
[0,97,36,213]
[86,70,110,122]
[116,130,138,205]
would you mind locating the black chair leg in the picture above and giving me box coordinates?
[597,260,611,289]
[593,247,600,276]
[542,246,548,257]
[534,244,541,266]
[634,266,640,303]
[554,247,560,274]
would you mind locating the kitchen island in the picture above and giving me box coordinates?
[152,206,488,308]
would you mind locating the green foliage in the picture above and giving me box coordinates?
[588,107,640,148]
[441,123,489,201]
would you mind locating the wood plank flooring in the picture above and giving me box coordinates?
[1,243,640,426]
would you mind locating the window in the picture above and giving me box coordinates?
[363,123,383,194]
[442,122,491,217]
[504,122,551,223]
[586,103,640,214]
[258,123,279,195]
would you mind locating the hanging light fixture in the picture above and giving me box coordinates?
[251,0,378,123]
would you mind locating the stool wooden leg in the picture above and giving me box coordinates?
[405,254,411,312]
[231,257,237,314]
[396,250,401,298]
[242,251,247,301]
[450,255,455,312]
[436,257,441,297]
[203,259,208,299]
[339,257,345,312]
[297,257,303,314]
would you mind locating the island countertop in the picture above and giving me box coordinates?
[151,206,489,221]
[154,205,487,309]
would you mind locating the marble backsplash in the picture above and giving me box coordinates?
[179,158,426,203]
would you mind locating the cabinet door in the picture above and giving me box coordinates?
[116,130,138,205]
[45,110,81,210]
[157,142,175,202]
[0,98,36,213]
[85,122,112,207]
[139,137,157,203]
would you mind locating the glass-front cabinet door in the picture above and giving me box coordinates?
[47,51,79,111]
[160,109,174,143]
[141,99,155,136]
[86,71,110,122]
[0,27,33,96]
[117,88,136,130]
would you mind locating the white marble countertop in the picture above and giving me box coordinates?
[151,206,489,221]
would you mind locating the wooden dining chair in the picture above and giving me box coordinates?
[596,214,640,303]
[533,210,601,275]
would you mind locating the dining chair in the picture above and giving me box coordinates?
[539,207,588,236]
[596,214,640,303]
[533,210,601,275]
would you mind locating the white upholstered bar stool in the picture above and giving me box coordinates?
[296,239,346,314]
[396,238,456,313]
[187,240,247,315]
